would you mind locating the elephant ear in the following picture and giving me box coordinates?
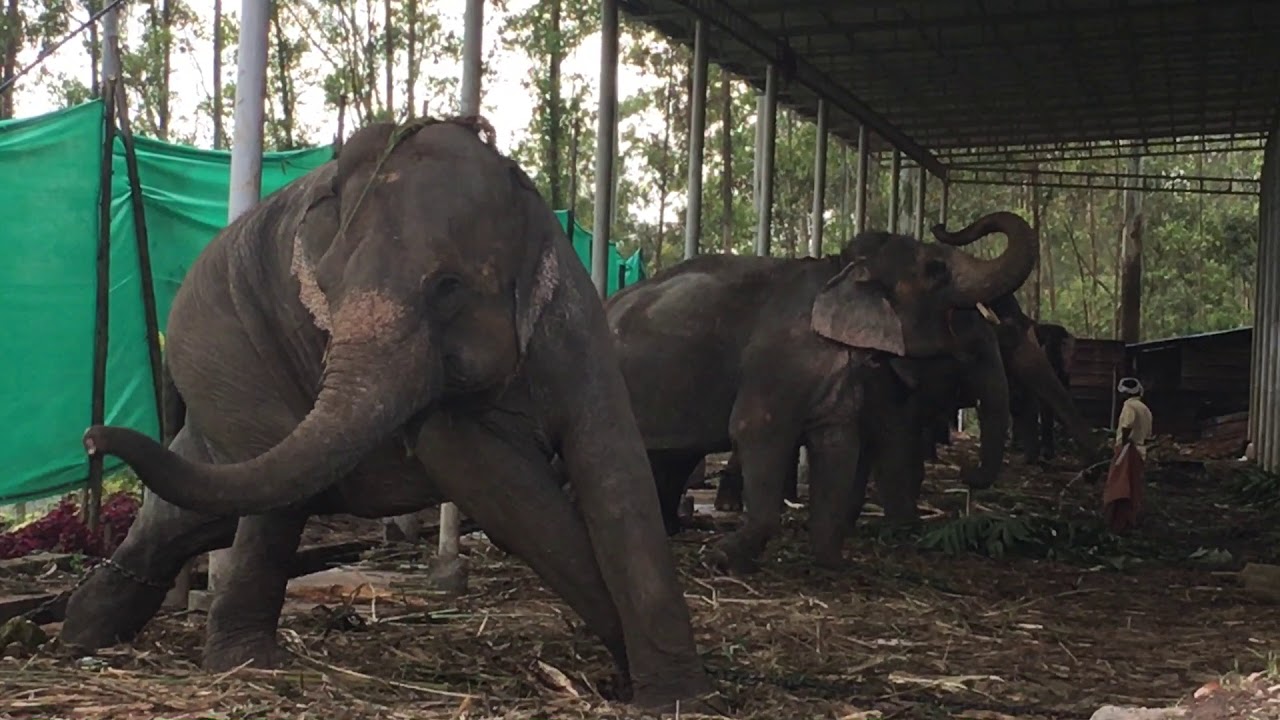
[811,261,906,356]
[288,163,342,334]
[509,163,562,354]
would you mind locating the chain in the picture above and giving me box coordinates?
[18,556,171,624]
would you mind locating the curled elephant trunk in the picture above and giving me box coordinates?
[83,339,436,517]
[931,210,1039,307]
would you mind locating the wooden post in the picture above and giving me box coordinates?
[1120,150,1144,343]
[87,78,118,535]
[113,87,165,437]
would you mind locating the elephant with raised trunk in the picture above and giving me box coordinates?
[60,118,715,712]
[605,211,1039,573]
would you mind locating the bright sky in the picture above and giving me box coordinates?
[12,0,666,174]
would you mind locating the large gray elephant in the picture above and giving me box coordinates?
[604,211,1038,573]
[59,118,715,712]
[709,300,1012,526]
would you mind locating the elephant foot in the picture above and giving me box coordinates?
[203,632,290,672]
[677,495,694,526]
[959,464,995,491]
[712,485,743,513]
[635,688,728,717]
[427,555,469,595]
[59,561,170,652]
[707,536,762,575]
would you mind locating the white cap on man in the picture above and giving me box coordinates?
[1117,377,1143,396]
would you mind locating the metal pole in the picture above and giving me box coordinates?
[591,0,618,296]
[202,0,270,612]
[809,99,828,258]
[754,64,777,257]
[426,0,485,595]
[1262,135,1280,470]
[683,19,708,260]
[854,124,869,234]
[1254,175,1272,464]
[941,178,951,228]
[913,166,926,239]
[839,142,850,240]
[889,149,902,233]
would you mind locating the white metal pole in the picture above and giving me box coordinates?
[683,19,708,260]
[889,149,902,233]
[591,0,618,296]
[854,124,869,235]
[754,64,777,257]
[809,99,828,258]
[428,0,484,594]
[200,0,270,612]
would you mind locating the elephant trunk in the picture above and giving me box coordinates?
[932,211,1039,307]
[84,336,436,517]
[1009,329,1093,449]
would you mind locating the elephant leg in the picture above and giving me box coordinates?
[60,428,238,652]
[877,431,923,526]
[685,457,709,490]
[203,511,308,671]
[649,449,703,536]
[1039,399,1057,460]
[413,414,633,695]
[714,452,744,512]
[922,419,940,462]
[804,427,860,568]
[711,422,797,574]
[783,446,801,502]
[848,437,877,529]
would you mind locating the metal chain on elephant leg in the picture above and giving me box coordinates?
[17,555,170,625]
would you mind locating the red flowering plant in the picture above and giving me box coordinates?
[0,492,139,560]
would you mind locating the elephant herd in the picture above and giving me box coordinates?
[58,117,1098,713]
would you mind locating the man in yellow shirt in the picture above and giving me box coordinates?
[1103,377,1152,532]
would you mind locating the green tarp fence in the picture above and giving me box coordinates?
[0,99,646,505]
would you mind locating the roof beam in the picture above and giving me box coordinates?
[949,165,1260,196]
[663,0,946,178]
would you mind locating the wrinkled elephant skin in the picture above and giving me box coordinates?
[59,118,713,711]
[606,212,1040,572]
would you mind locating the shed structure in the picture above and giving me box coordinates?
[605,0,1280,468]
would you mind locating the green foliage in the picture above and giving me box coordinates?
[1229,466,1280,513]
[918,513,1124,564]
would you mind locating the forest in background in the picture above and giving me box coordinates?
[0,0,1262,343]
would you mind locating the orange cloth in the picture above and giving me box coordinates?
[1102,442,1145,532]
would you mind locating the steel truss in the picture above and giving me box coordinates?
[946,165,1260,197]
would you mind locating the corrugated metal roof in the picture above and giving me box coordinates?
[621,0,1280,174]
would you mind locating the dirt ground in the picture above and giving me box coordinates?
[3,436,1280,719]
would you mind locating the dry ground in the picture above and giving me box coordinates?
[2,436,1280,719]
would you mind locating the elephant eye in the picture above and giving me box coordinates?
[429,273,464,300]
[923,258,949,282]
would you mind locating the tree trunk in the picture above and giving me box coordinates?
[158,0,172,139]
[2,0,22,119]
[547,0,563,207]
[1119,153,1144,343]
[719,72,733,254]
[270,2,294,148]
[655,79,674,270]
[383,0,393,117]
[1028,166,1042,320]
[212,0,224,148]
[89,0,100,97]
[406,0,417,118]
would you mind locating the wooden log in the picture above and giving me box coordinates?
[1240,563,1280,603]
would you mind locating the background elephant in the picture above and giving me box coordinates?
[711,304,1011,527]
[605,211,1038,573]
[60,118,713,712]
[941,296,1094,464]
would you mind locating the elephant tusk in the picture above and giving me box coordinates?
[975,302,1000,324]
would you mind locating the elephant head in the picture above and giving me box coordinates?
[811,211,1039,358]
[82,118,564,516]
